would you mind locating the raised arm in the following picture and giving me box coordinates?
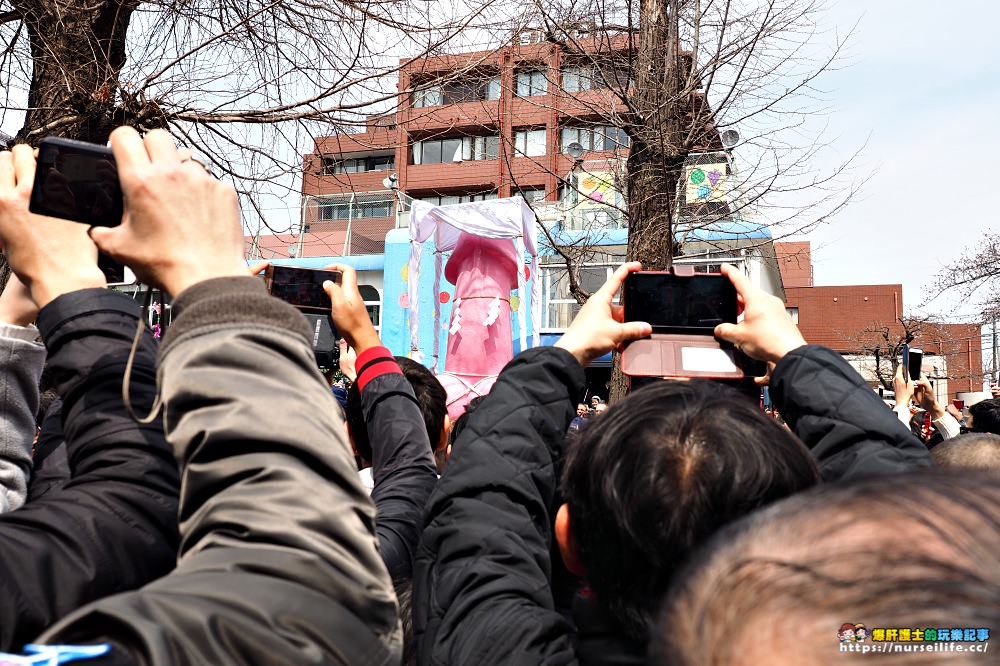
[0,275,45,513]
[0,144,179,651]
[715,264,932,480]
[35,128,399,664]
[413,263,649,665]
[325,264,438,587]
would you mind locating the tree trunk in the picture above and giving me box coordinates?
[14,0,141,146]
[610,0,686,404]
[0,1,145,294]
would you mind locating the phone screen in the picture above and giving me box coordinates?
[623,272,737,332]
[266,266,343,312]
[907,348,923,382]
[29,137,124,227]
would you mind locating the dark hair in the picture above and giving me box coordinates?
[394,356,447,453]
[968,398,1000,435]
[932,432,1000,473]
[346,357,447,466]
[447,395,487,452]
[652,470,1000,665]
[560,378,820,641]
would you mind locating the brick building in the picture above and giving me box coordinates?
[776,241,984,400]
[251,30,723,261]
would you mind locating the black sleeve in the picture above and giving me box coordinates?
[413,346,582,666]
[0,289,179,652]
[770,344,934,481]
[365,370,439,588]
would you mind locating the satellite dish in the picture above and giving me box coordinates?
[720,129,740,148]
[382,173,398,189]
[288,244,299,257]
[565,142,585,160]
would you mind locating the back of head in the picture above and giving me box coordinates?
[653,470,1000,665]
[394,356,447,453]
[448,394,486,452]
[968,398,1000,435]
[346,358,447,466]
[560,378,820,641]
[932,432,1000,474]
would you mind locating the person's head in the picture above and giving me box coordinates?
[447,395,487,457]
[556,378,821,641]
[394,357,449,471]
[577,403,589,417]
[932,432,1000,474]
[652,471,1000,665]
[593,403,607,415]
[968,398,1000,435]
[345,357,448,470]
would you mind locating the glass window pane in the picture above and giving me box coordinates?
[442,138,462,162]
[485,135,500,160]
[422,140,441,164]
[516,72,530,97]
[526,129,546,157]
[562,67,580,93]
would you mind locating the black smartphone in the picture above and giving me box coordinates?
[265,265,343,312]
[29,137,124,227]
[907,347,923,382]
[623,270,737,332]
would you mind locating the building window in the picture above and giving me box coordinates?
[516,69,547,97]
[419,192,498,206]
[413,76,501,108]
[514,128,547,157]
[412,135,500,164]
[319,198,393,221]
[786,307,799,324]
[322,155,395,175]
[515,188,547,203]
[561,64,630,93]
[358,285,382,332]
[541,263,618,330]
[560,125,629,152]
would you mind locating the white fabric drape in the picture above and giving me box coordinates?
[408,197,540,370]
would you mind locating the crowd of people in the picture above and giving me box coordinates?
[0,127,995,664]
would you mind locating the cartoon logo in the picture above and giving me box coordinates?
[839,623,857,643]
[855,624,869,642]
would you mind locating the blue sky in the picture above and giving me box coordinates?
[789,0,1000,320]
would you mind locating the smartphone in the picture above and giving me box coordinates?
[265,265,342,312]
[622,270,737,331]
[29,137,124,227]
[907,347,923,382]
[621,269,741,379]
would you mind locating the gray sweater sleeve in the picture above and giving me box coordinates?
[0,323,45,513]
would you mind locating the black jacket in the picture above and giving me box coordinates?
[769,345,934,481]
[413,344,932,665]
[356,346,439,588]
[0,289,179,651]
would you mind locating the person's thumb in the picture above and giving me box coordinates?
[619,321,652,342]
[88,225,119,257]
[714,322,739,342]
